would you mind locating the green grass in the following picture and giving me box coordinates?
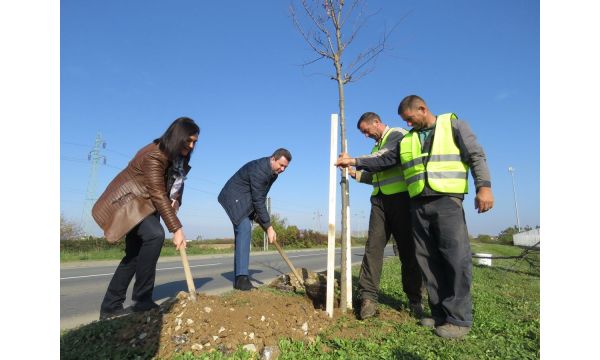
[61,242,539,359]
[60,238,366,263]
[273,242,540,360]
[60,246,234,262]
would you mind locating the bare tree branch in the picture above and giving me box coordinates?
[340,0,361,28]
[345,6,382,50]
[300,0,337,55]
[346,18,405,82]
[290,3,333,60]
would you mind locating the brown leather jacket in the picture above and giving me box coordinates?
[92,142,190,243]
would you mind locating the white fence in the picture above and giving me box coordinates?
[513,229,540,248]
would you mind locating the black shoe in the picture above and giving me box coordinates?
[408,301,424,319]
[99,306,131,320]
[359,298,378,320]
[234,275,257,291]
[132,301,160,313]
[420,317,445,328]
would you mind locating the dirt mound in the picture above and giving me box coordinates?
[64,269,413,359]
[154,289,335,357]
[151,268,344,358]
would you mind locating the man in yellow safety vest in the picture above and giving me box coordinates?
[336,96,494,339]
[335,112,423,320]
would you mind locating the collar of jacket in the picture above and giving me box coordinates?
[261,156,278,179]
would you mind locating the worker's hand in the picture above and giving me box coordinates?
[475,187,494,213]
[348,167,357,179]
[171,199,180,213]
[173,228,187,250]
[335,153,356,168]
[267,226,277,244]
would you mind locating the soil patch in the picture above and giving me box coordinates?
[63,269,415,359]
[155,288,343,357]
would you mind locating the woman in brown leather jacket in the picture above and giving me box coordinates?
[92,117,199,320]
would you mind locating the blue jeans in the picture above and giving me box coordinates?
[233,216,252,277]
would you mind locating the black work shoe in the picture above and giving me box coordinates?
[408,301,424,319]
[99,306,131,321]
[420,317,444,328]
[234,275,257,291]
[434,323,471,339]
[132,301,160,313]
[359,298,378,320]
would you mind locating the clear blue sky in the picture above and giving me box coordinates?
[60,0,540,239]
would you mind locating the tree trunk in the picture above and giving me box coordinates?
[334,55,351,312]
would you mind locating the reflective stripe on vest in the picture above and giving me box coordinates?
[399,113,469,197]
[371,127,408,195]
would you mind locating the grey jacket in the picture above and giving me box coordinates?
[218,157,277,229]
[355,117,491,197]
[354,126,406,186]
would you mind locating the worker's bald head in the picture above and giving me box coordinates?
[398,95,427,115]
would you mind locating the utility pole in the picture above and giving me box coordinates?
[81,132,106,236]
[508,166,521,231]
[313,210,323,233]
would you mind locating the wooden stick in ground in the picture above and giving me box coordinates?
[179,247,197,302]
[273,240,304,287]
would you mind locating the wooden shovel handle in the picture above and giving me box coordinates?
[273,240,304,287]
[179,247,197,301]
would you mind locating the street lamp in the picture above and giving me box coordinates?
[508,166,521,231]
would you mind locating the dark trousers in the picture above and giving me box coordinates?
[358,192,422,304]
[100,213,165,312]
[411,196,473,327]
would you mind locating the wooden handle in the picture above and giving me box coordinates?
[273,240,304,287]
[179,247,197,301]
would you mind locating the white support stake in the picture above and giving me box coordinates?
[326,114,338,318]
[344,140,353,310]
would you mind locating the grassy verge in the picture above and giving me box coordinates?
[60,246,233,262]
[260,243,539,360]
[59,244,353,263]
[61,242,539,359]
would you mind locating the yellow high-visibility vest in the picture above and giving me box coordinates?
[399,113,468,197]
[370,128,408,195]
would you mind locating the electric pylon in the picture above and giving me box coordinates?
[81,132,106,236]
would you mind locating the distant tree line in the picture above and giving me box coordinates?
[251,213,328,248]
[60,213,341,252]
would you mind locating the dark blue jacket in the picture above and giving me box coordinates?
[218,157,277,229]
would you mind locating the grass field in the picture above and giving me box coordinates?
[266,242,540,360]
[61,241,539,359]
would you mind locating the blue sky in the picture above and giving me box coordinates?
[60,0,540,239]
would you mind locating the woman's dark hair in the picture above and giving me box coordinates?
[154,117,200,162]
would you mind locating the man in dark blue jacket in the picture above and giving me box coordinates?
[218,148,292,290]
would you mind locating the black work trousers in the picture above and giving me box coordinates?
[410,196,473,327]
[358,192,422,304]
[100,213,165,312]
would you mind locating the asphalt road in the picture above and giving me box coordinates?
[60,245,396,330]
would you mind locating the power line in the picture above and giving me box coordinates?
[61,141,88,148]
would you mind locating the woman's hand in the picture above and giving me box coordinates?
[173,228,187,250]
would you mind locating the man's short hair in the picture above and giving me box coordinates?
[398,95,426,114]
[356,112,381,129]
[271,148,292,162]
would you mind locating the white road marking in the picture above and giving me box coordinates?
[60,262,222,280]
[288,253,325,259]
